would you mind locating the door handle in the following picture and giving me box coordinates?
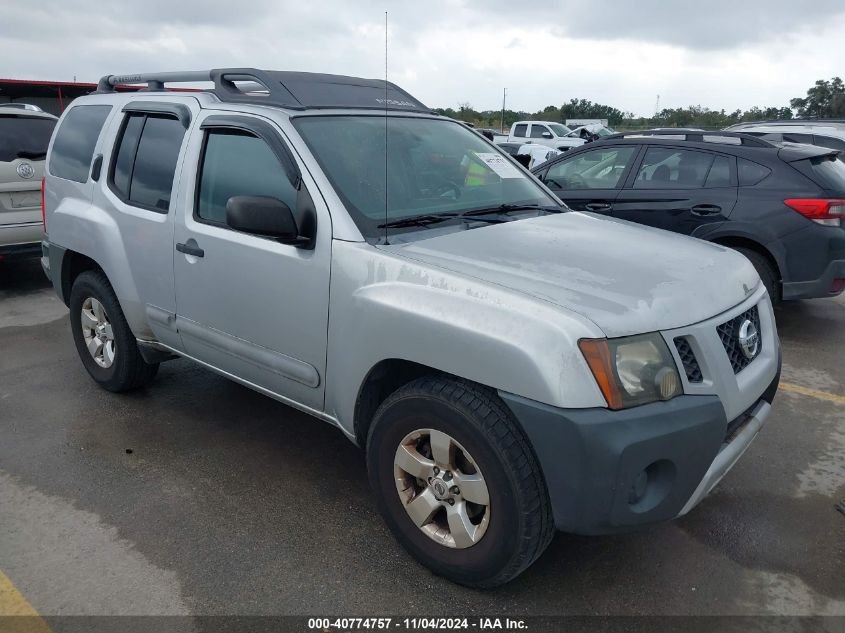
[585,202,612,212]
[691,204,722,216]
[176,241,204,258]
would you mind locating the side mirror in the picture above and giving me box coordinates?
[226,196,299,242]
[541,131,553,139]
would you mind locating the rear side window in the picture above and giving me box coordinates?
[738,159,771,186]
[0,115,56,163]
[49,105,111,183]
[196,130,298,225]
[634,147,714,189]
[109,113,186,213]
[513,124,527,138]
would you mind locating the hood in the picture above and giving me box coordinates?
[386,212,759,338]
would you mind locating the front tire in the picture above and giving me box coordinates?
[367,376,553,588]
[69,270,159,392]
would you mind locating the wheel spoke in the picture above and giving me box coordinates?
[428,429,453,467]
[91,299,105,323]
[80,309,98,330]
[87,337,103,359]
[103,341,116,366]
[103,323,114,340]
[404,488,440,527]
[455,472,489,506]
[447,502,478,548]
[395,444,434,479]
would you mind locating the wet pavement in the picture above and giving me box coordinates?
[1,258,843,617]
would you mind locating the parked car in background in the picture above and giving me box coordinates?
[500,120,586,151]
[571,123,616,141]
[42,68,779,588]
[498,142,562,169]
[0,106,57,261]
[566,118,609,128]
[725,120,845,153]
[532,129,845,302]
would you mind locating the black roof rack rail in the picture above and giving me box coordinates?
[95,68,432,113]
[605,129,775,148]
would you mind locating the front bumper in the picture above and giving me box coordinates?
[500,367,779,535]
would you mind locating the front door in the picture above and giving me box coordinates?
[173,113,331,411]
[613,146,738,235]
[536,145,639,213]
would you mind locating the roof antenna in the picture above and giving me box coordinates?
[383,10,390,246]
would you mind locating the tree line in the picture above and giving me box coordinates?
[434,77,845,131]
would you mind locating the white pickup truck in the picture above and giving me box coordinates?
[499,120,586,151]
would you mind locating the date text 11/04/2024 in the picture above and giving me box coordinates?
[307,618,528,630]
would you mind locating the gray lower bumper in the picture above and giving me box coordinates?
[678,399,770,516]
[501,367,779,535]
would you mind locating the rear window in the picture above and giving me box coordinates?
[109,112,186,213]
[0,115,56,163]
[738,159,771,186]
[802,155,845,191]
[49,105,112,183]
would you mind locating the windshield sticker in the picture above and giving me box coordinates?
[473,152,523,179]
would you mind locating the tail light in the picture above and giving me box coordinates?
[784,198,845,226]
[40,177,46,231]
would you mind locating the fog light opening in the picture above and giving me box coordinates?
[628,459,676,514]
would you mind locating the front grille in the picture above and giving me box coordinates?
[674,337,702,383]
[717,305,761,374]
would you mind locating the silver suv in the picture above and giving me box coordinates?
[0,106,57,260]
[41,69,781,587]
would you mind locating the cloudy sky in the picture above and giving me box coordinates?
[2,0,844,116]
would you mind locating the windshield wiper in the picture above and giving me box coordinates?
[459,203,563,217]
[377,212,505,229]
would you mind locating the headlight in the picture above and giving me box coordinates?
[578,333,682,409]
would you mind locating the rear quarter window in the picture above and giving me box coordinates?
[49,105,112,183]
[738,159,771,186]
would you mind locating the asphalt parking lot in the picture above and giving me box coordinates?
[1,258,843,619]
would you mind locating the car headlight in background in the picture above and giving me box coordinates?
[578,333,682,409]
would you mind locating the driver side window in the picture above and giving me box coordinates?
[530,125,550,139]
[543,146,636,190]
[197,129,298,225]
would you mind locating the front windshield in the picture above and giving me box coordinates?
[594,127,613,137]
[548,123,571,137]
[293,115,558,239]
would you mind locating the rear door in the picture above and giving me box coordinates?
[612,145,738,234]
[534,144,639,213]
[95,97,201,351]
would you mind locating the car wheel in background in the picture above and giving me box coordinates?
[734,247,780,305]
[367,376,554,588]
[69,270,159,392]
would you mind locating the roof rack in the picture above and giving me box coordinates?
[606,129,775,148]
[95,68,431,113]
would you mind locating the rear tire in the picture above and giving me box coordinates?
[69,270,159,392]
[367,376,553,588]
[734,247,780,305]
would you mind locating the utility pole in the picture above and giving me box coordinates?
[654,94,660,116]
[501,88,507,133]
